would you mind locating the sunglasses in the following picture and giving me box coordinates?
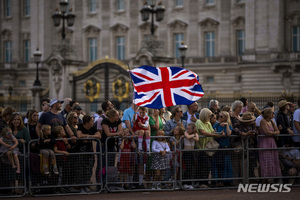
[73,116,78,119]
[177,110,183,113]
[219,115,224,118]
[12,112,20,115]
[5,132,12,135]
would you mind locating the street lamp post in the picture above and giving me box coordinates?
[33,48,42,86]
[52,0,76,40]
[178,42,188,68]
[140,0,165,36]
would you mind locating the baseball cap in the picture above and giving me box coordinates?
[49,98,64,107]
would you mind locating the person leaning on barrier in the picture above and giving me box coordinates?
[195,108,222,188]
[76,115,101,193]
[102,109,123,152]
[258,107,282,183]
[276,100,295,147]
[77,115,101,141]
[279,138,300,184]
[230,100,243,185]
[212,111,233,187]
[238,112,258,179]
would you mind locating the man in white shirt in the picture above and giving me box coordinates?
[182,102,199,124]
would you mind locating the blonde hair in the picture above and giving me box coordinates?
[219,111,232,126]
[40,125,51,140]
[262,107,273,119]
[199,108,212,123]
[1,127,12,137]
[66,112,77,126]
[156,130,166,142]
[187,123,197,134]
[171,125,185,138]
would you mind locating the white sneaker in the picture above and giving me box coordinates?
[183,184,190,189]
[188,185,194,190]
[152,184,156,190]
[175,185,181,190]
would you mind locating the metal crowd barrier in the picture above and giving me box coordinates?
[247,134,300,185]
[179,135,244,190]
[1,134,300,197]
[27,138,102,196]
[105,136,176,192]
[0,140,26,198]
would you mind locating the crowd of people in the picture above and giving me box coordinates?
[0,96,299,195]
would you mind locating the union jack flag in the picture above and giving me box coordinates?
[130,65,204,109]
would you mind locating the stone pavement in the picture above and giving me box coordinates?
[20,188,300,200]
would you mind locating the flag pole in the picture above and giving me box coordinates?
[127,65,136,106]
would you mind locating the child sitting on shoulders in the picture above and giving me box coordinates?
[132,107,150,154]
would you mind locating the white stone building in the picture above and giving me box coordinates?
[0,0,299,112]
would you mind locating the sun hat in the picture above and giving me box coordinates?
[239,112,256,123]
[278,100,289,108]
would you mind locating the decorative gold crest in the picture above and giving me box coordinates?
[113,77,129,102]
[84,78,100,102]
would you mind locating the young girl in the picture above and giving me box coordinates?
[170,126,185,189]
[151,130,171,189]
[118,128,136,189]
[40,125,59,175]
[132,106,150,154]
[183,123,199,190]
[53,126,71,186]
[0,127,21,173]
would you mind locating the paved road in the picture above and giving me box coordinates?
[20,187,300,200]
